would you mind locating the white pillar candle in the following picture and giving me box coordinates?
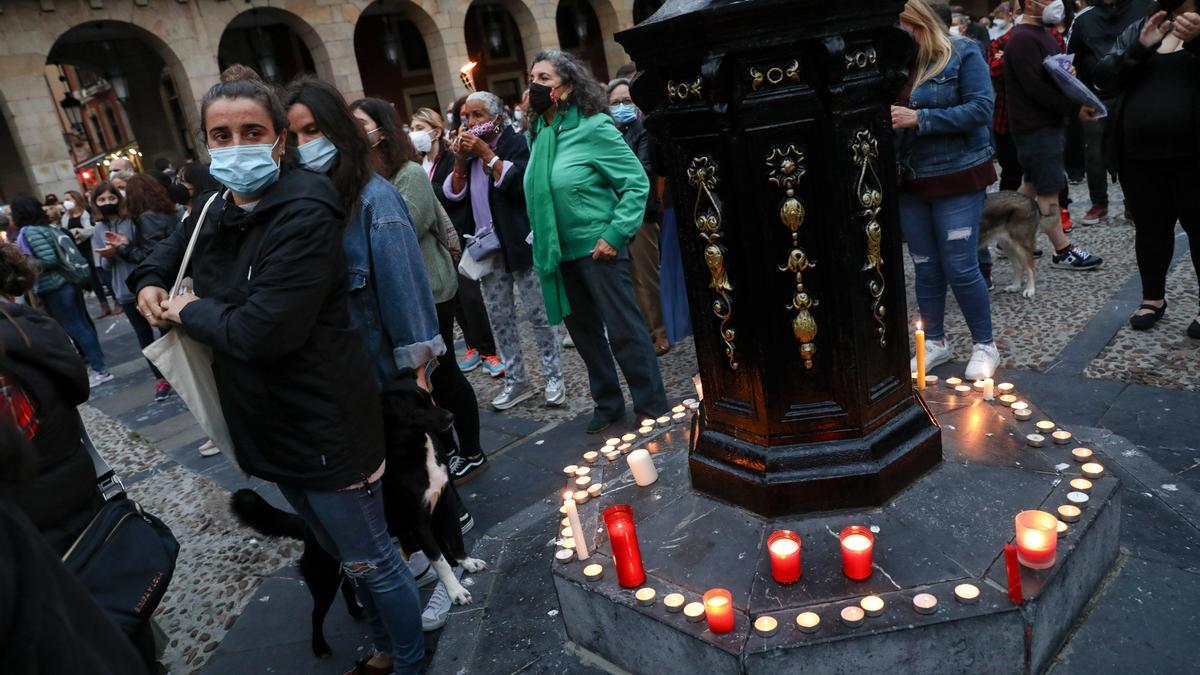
[564,498,589,560]
[983,378,995,401]
[627,449,659,487]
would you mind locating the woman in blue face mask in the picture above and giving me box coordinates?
[129,65,426,675]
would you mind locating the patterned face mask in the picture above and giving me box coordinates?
[467,119,501,141]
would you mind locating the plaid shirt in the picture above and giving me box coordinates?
[0,371,38,440]
[991,27,1065,135]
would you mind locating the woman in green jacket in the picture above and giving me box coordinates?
[524,50,669,433]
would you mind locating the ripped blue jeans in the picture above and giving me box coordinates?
[899,190,993,344]
[278,480,424,674]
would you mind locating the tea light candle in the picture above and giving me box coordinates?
[753,616,778,637]
[561,526,574,539]
[1014,408,1033,421]
[575,466,591,478]
[913,593,938,615]
[1010,401,1029,412]
[687,401,701,411]
[1036,420,1057,433]
[555,548,575,564]
[561,517,570,528]
[683,398,697,407]
[583,451,599,463]
[1070,478,1093,492]
[656,416,671,427]
[767,530,802,584]
[575,476,592,489]
[559,537,575,549]
[796,611,821,633]
[997,382,1015,396]
[703,588,735,634]
[627,449,659,487]
[672,412,687,424]
[860,595,885,617]
[1015,510,1058,570]
[603,451,620,462]
[1026,433,1045,448]
[684,601,706,622]
[1067,491,1089,510]
[638,425,655,437]
[1071,448,1093,463]
[999,394,1018,407]
[664,593,685,612]
[605,438,621,448]
[840,526,875,580]
[983,378,995,401]
[954,583,980,604]
[587,483,602,497]
[1057,520,1069,538]
[583,563,604,581]
[617,443,632,453]
[1057,504,1081,523]
[925,375,939,387]
[563,464,579,476]
[1052,430,1073,445]
[672,405,686,415]
[635,587,657,606]
[945,376,963,389]
[840,606,865,627]
[955,384,971,397]
[640,418,655,428]
[1081,462,1105,479]
[621,433,638,444]
[573,490,590,504]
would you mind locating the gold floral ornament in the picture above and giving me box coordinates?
[750,60,801,91]
[687,156,738,370]
[765,145,818,369]
[667,77,703,103]
[851,130,887,348]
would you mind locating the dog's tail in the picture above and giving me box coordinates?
[230,488,306,540]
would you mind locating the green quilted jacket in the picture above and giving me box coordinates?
[21,225,67,295]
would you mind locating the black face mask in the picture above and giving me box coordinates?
[98,203,120,217]
[528,82,555,115]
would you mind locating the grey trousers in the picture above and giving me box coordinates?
[479,265,562,386]
[561,251,669,421]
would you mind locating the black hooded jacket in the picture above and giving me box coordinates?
[1068,0,1154,93]
[0,301,97,556]
[129,169,385,491]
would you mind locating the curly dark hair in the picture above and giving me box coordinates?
[350,98,418,181]
[0,241,38,297]
[531,49,608,119]
[125,173,176,220]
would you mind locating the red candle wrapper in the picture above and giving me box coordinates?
[767,530,802,584]
[840,525,875,581]
[1003,543,1024,605]
[603,504,646,588]
[702,588,735,634]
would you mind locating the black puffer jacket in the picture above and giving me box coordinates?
[129,170,385,491]
[0,301,96,556]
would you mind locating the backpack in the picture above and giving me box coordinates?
[27,225,90,286]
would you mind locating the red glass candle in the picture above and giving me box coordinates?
[1014,510,1057,570]
[839,525,874,580]
[767,530,802,584]
[702,588,735,634]
[602,504,645,588]
[1003,543,1024,605]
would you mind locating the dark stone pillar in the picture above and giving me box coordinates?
[617,0,940,516]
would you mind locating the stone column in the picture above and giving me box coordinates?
[304,2,366,101]
[431,5,475,109]
[593,0,635,79]
[0,54,77,199]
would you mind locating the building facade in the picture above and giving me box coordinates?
[0,0,662,201]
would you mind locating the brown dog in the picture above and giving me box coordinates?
[980,190,1040,299]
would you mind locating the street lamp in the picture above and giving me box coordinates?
[58,81,84,133]
[106,65,130,102]
[382,15,402,66]
[255,26,279,81]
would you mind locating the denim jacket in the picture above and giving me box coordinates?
[343,174,444,391]
[896,37,995,180]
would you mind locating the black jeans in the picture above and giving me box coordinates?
[561,251,669,421]
[996,131,1023,192]
[453,273,497,357]
[433,296,483,457]
[1082,118,1109,208]
[1119,159,1200,304]
[121,301,164,379]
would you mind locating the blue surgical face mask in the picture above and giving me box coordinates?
[610,103,638,125]
[297,136,338,174]
[208,138,281,196]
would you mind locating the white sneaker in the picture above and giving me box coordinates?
[562,333,575,348]
[909,338,953,374]
[87,369,114,388]
[198,439,221,457]
[421,566,463,631]
[492,380,534,410]
[544,376,566,406]
[406,550,438,588]
[964,343,1002,381]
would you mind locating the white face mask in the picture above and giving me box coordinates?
[950,25,962,36]
[1042,0,1065,25]
[994,18,1008,28]
[62,200,76,211]
[409,129,433,154]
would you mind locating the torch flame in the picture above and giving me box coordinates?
[460,61,477,74]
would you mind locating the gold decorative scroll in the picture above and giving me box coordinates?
[667,77,702,102]
[845,47,878,73]
[850,130,887,348]
[765,144,818,369]
[686,156,738,370]
[750,60,800,91]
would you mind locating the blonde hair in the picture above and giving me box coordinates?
[412,107,444,131]
[901,0,954,89]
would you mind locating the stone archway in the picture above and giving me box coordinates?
[218,7,330,86]
[557,0,610,81]
[355,0,451,120]
[464,0,536,107]
[0,90,35,202]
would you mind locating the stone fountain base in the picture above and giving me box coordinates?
[552,387,1121,674]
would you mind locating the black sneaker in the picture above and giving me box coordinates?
[983,273,994,292]
[459,506,475,534]
[449,453,488,486]
[1051,246,1103,270]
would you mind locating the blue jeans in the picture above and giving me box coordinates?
[277,481,424,674]
[899,191,993,344]
[40,282,107,373]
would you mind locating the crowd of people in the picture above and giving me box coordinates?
[2,0,1199,673]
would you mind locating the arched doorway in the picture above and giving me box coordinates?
[355,1,440,122]
[464,1,529,109]
[47,20,197,187]
[633,0,665,24]
[0,93,34,202]
[218,8,319,85]
[557,1,608,82]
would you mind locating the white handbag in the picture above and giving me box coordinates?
[142,192,239,470]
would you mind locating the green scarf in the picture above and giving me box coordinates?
[526,106,576,325]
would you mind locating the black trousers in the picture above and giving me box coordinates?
[121,301,164,380]
[453,273,497,357]
[433,296,483,457]
[996,131,1023,192]
[1119,159,1200,304]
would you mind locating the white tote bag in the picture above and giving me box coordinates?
[143,193,239,469]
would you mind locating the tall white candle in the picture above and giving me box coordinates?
[627,448,659,487]
[983,378,995,401]
[564,498,589,561]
